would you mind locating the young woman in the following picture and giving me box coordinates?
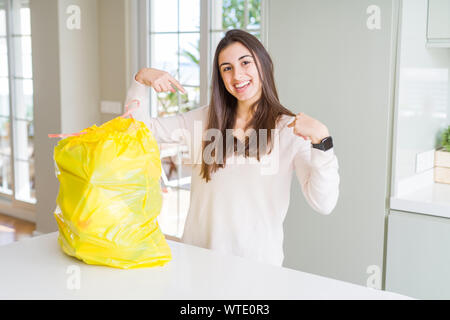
[125,29,339,267]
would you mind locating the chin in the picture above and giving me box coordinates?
[237,93,259,103]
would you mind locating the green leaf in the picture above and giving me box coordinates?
[442,125,450,151]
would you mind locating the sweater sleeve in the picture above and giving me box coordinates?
[293,140,340,215]
[124,76,192,144]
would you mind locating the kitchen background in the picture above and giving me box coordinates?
[0,0,449,299]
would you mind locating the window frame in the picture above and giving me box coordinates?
[0,0,35,211]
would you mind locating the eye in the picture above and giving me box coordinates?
[222,66,231,72]
[242,60,252,66]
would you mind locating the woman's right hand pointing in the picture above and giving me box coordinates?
[135,67,186,94]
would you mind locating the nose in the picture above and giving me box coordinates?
[232,65,245,81]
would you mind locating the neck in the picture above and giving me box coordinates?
[236,93,261,121]
[236,101,254,121]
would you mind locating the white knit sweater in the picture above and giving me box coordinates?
[125,78,340,266]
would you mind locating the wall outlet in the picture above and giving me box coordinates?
[415,149,435,173]
[100,101,122,114]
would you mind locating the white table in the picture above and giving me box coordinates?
[0,232,411,299]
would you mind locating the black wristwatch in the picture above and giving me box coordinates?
[312,136,333,151]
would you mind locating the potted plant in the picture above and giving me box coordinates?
[435,126,450,184]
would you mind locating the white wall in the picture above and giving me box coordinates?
[31,0,61,232]
[58,0,100,134]
[32,0,132,233]
[33,0,101,233]
[98,0,130,124]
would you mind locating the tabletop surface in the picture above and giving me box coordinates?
[0,232,411,299]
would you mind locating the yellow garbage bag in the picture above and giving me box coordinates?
[50,101,171,269]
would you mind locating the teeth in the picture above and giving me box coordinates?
[235,81,250,88]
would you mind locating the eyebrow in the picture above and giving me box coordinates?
[219,55,253,68]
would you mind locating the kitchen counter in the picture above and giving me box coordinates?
[0,232,410,299]
[391,182,450,219]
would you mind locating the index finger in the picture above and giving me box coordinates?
[168,77,186,94]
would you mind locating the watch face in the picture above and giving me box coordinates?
[312,136,333,151]
[323,136,333,150]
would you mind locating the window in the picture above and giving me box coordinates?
[146,0,264,238]
[210,0,262,65]
[0,0,35,205]
[149,0,201,116]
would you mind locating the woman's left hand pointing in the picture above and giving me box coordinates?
[287,112,330,144]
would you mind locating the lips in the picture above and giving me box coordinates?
[234,80,251,93]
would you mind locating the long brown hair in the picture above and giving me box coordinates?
[200,29,295,182]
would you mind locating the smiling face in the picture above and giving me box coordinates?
[218,41,262,106]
